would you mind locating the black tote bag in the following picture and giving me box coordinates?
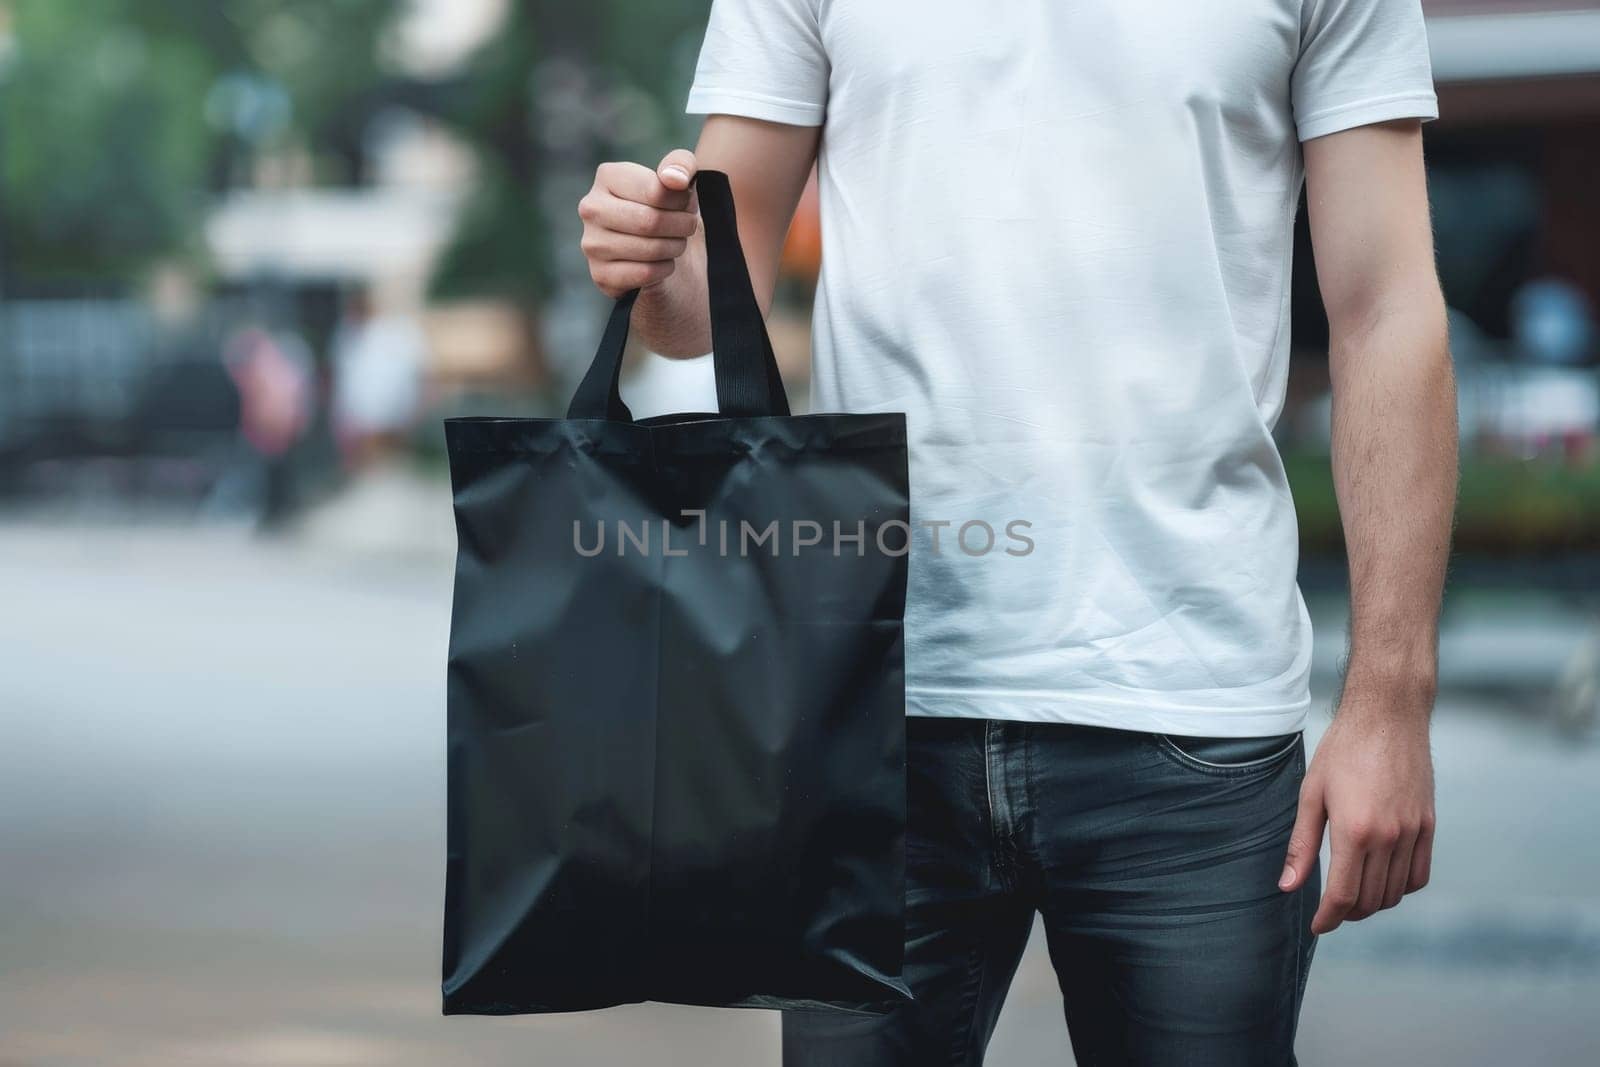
[442,171,913,1015]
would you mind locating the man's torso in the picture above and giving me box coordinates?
[807,1,1314,734]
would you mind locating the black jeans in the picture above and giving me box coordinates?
[784,718,1320,1066]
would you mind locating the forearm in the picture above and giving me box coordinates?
[1329,300,1456,710]
[1291,121,1444,925]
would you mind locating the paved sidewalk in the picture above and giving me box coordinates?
[1,520,1597,1066]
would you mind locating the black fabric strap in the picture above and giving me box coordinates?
[697,170,791,418]
[568,287,639,421]
[566,170,791,421]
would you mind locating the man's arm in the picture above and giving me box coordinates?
[1279,118,1457,934]
[578,115,819,358]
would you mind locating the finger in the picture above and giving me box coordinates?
[1351,838,1391,921]
[595,195,700,239]
[1383,832,1415,910]
[598,160,694,210]
[657,149,698,192]
[590,258,677,297]
[581,231,690,265]
[1407,815,1434,893]
[1311,839,1363,935]
[1279,784,1326,892]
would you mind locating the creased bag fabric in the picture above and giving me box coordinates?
[442,171,912,1015]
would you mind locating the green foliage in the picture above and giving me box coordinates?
[0,0,717,298]
[2,1,212,280]
[427,0,712,307]
[0,0,393,284]
[1285,450,1600,555]
[425,0,548,304]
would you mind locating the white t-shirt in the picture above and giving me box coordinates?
[688,0,1437,737]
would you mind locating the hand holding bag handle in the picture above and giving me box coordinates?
[567,170,792,422]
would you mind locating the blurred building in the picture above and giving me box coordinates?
[203,0,534,395]
[1427,2,1600,457]
[1427,1,1600,318]
[1280,2,1600,459]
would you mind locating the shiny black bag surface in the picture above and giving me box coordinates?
[442,172,912,1015]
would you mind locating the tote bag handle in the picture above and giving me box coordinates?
[567,170,792,422]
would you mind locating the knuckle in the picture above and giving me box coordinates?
[636,209,669,237]
[622,262,660,288]
[596,263,632,288]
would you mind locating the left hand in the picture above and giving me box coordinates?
[1278,686,1436,934]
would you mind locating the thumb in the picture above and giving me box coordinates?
[657,149,698,191]
[1280,783,1325,892]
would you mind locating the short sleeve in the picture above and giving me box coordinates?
[1291,0,1438,142]
[686,0,828,127]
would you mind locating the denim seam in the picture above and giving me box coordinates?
[982,721,997,842]
[1288,742,1314,1065]
[1148,734,1302,779]
[1170,736,1301,770]
[1022,726,1036,866]
[955,935,986,1067]
[990,724,1025,891]
[983,721,1011,889]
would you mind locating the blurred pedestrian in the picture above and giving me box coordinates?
[224,323,314,527]
[331,289,428,471]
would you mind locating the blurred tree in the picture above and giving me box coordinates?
[0,0,716,304]
[428,0,711,310]
[0,0,394,287]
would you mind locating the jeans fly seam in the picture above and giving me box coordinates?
[983,720,997,855]
[984,722,1016,891]
[955,935,986,1067]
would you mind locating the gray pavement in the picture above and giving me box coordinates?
[1,515,1598,1066]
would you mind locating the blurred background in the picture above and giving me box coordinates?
[1,1,1598,1064]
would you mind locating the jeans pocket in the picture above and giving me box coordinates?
[1151,732,1302,778]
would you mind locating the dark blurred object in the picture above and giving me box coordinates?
[0,297,156,497]
[223,323,315,526]
[130,352,244,498]
[0,294,322,522]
